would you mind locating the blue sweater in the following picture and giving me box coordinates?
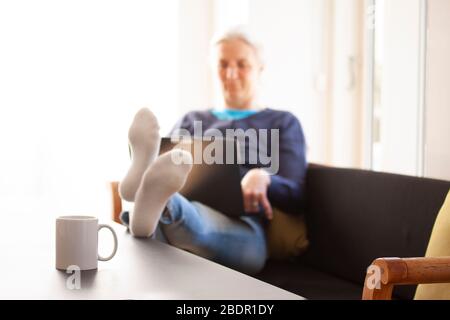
[170,108,307,214]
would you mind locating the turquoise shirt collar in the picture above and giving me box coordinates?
[211,108,259,121]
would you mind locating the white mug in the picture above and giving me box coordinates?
[55,216,118,270]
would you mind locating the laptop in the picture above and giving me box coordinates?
[158,137,246,217]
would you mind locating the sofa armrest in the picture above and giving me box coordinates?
[362,257,450,300]
[109,181,123,224]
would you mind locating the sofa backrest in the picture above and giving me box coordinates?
[301,165,450,300]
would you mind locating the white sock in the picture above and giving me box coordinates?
[119,108,160,202]
[130,149,193,238]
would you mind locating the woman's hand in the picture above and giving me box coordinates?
[241,168,273,220]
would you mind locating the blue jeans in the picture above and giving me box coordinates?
[120,193,268,275]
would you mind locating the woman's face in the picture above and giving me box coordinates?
[214,38,263,110]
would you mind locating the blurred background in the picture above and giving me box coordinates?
[0,0,449,219]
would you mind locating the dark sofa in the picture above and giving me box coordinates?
[255,164,450,300]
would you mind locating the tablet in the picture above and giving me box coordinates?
[159,137,245,217]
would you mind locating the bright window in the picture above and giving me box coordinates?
[0,0,179,216]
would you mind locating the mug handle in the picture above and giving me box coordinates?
[97,224,118,261]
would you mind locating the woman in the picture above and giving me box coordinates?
[119,27,307,275]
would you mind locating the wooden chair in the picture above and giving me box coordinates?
[363,188,450,300]
[109,181,123,224]
[362,257,450,300]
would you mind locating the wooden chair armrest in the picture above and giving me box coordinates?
[362,257,450,300]
[108,181,123,224]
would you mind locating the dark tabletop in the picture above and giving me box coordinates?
[0,213,302,300]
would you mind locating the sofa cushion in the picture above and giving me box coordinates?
[302,166,450,299]
[415,189,450,300]
[256,260,363,300]
[266,208,309,260]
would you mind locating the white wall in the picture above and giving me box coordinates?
[178,0,215,118]
[377,0,423,176]
[247,0,316,160]
[330,0,364,167]
[213,0,249,32]
[310,0,335,164]
[424,0,450,181]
